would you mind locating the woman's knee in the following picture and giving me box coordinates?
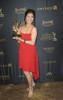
[23,71,29,75]
[30,72,32,75]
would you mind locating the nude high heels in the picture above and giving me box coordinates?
[28,87,33,98]
[26,83,36,91]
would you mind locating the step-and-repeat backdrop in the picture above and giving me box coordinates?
[0,0,63,84]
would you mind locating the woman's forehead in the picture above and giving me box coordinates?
[26,13,34,16]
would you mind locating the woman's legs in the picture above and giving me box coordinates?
[24,71,33,88]
[26,72,35,91]
[23,71,33,97]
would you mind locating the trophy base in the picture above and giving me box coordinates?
[12,34,21,37]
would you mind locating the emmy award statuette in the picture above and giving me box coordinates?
[12,18,21,37]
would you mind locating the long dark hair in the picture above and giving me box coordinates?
[24,9,35,25]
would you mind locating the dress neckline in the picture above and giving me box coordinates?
[20,26,34,35]
[21,32,31,35]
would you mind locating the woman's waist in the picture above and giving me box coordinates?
[21,37,31,41]
[20,41,36,47]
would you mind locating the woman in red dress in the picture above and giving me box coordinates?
[12,9,39,98]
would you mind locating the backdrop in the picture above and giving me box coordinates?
[0,0,63,85]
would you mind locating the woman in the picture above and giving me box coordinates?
[12,9,39,98]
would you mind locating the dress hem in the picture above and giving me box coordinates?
[19,67,39,80]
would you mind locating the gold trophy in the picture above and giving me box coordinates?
[12,18,21,37]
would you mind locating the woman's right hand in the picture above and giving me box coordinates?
[12,25,17,32]
[12,25,20,34]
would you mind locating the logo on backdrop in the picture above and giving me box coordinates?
[40,32,57,41]
[0,39,6,42]
[0,51,4,55]
[0,75,9,80]
[52,32,57,41]
[0,63,12,67]
[43,47,55,54]
[0,8,4,17]
[15,7,26,14]
[43,61,56,64]
[46,72,52,77]
[37,5,57,11]
[42,20,54,27]
[18,75,25,78]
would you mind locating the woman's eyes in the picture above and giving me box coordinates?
[27,16,34,18]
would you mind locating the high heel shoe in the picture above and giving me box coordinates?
[26,84,35,91]
[28,87,33,98]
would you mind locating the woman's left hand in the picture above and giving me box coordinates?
[12,36,21,41]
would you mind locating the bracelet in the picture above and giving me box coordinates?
[24,40,26,43]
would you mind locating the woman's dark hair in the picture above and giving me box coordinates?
[24,9,35,25]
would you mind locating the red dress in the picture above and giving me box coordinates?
[19,26,39,80]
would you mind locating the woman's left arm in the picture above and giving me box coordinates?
[21,27,37,45]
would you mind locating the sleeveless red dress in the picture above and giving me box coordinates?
[19,26,39,80]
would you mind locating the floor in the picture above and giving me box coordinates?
[0,82,63,100]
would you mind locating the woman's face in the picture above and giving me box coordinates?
[25,13,34,24]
